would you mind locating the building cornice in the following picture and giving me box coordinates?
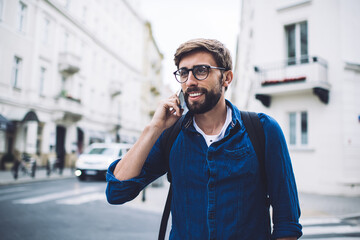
[0,96,54,115]
[145,21,164,60]
[277,0,312,12]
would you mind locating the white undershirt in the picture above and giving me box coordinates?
[193,106,232,147]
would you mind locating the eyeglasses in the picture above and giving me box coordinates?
[173,64,228,83]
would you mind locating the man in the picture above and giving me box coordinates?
[106,39,302,239]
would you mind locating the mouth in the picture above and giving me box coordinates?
[188,92,203,98]
[185,87,207,102]
[186,90,205,101]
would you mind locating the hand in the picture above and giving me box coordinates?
[150,94,183,131]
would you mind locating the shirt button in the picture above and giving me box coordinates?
[208,155,213,160]
[209,212,215,219]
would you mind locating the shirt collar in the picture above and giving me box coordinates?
[225,99,242,129]
[181,99,243,130]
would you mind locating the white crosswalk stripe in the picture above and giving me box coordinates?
[301,217,342,225]
[57,192,106,205]
[13,187,101,204]
[301,217,360,239]
[304,225,360,235]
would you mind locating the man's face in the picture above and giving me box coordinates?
[179,51,224,114]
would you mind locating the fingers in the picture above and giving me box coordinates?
[151,94,183,130]
[165,94,182,117]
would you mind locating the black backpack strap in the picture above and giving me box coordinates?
[240,111,267,193]
[161,115,185,182]
[158,115,184,240]
[158,184,172,240]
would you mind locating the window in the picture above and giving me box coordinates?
[300,112,308,145]
[39,67,46,95]
[289,112,296,145]
[300,22,308,63]
[286,25,296,65]
[0,0,4,21]
[289,111,308,146]
[61,75,66,93]
[285,21,308,65]
[12,56,22,88]
[42,18,50,45]
[82,6,87,23]
[17,1,27,32]
[65,0,71,10]
[78,82,83,101]
[63,31,69,52]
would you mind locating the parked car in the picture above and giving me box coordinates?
[75,143,132,181]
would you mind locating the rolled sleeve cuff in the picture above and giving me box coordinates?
[272,222,303,239]
[105,159,144,205]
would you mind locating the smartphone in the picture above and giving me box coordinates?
[176,89,186,110]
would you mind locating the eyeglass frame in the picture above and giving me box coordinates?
[173,64,229,83]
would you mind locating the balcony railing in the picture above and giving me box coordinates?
[254,56,330,106]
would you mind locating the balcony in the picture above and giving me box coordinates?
[109,80,123,98]
[254,56,330,107]
[54,91,83,122]
[58,52,81,75]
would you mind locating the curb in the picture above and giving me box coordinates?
[341,213,360,220]
[0,175,76,186]
[0,168,76,186]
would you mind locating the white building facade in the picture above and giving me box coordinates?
[232,0,360,195]
[0,0,163,168]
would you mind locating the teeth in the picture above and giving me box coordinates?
[189,92,202,97]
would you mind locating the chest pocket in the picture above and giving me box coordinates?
[223,145,256,177]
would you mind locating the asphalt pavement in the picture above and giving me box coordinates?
[1,167,360,225]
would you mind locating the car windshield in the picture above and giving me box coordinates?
[87,147,114,156]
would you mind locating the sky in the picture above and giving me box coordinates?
[138,0,242,92]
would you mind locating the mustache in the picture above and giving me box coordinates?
[185,87,207,95]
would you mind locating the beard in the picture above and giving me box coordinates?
[184,76,223,114]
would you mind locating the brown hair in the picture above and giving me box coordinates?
[174,38,232,70]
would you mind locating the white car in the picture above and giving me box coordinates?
[75,143,132,181]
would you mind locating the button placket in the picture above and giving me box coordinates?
[207,149,217,239]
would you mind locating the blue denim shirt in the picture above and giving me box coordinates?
[106,100,302,240]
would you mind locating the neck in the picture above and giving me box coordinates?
[194,97,227,135]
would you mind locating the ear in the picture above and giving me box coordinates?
[222,70,233,88]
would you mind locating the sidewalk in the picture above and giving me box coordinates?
[124,179,170,215]
[0,167,74,186]
[299,191,360,222]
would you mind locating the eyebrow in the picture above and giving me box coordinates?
[179,64,208,69]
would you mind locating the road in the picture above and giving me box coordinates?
[0,178,161,240]
[0,177,359,239]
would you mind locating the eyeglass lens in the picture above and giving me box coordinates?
[177,65,209,82]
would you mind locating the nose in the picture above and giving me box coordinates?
[186,70,198,87]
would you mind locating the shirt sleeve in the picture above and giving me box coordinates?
[106,134,168,205]
[259,113,303,239]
